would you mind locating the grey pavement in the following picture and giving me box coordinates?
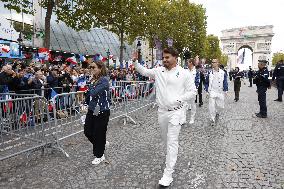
[0,80,283,189]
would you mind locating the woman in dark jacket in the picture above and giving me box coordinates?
[84,61,111,165]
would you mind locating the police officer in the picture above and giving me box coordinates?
[248,66,254,87]
[253,59,271,118]
[272,60,284,102]
[232,67,244,102]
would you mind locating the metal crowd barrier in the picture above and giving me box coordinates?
[0,80,156,161]
[16,87,64,100]
[112,80,150,89]
[0,94,51,161]
[110,81,155,124]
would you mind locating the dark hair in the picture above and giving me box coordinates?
[94,61,107,78]
[163,47,179,57]
[187,58,195,64]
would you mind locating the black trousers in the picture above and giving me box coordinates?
[277,79,284,100]
[249,78,252,87]
[84,109,110,158]
[234,80,241,100]
[257,87,267,116]
[235,91,240,100]
[195,93,203,104]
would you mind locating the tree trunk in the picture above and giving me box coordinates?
[119,29,124,69]
[151,46,154,68]
[44,0,54,48]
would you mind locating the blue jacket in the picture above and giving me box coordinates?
[194,71,200,89]
[204,69,228,92]
[86,76,111,112]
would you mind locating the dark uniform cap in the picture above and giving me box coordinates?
[258,59,268,64]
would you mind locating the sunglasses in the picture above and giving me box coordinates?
[89,66,96,69]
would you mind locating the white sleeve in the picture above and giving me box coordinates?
[180,72,197,102]
[133,61,156,78]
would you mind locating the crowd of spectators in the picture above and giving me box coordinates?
[0,60,150,99]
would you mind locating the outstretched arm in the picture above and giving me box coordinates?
[133,61,156,78]
[132,52,155,78]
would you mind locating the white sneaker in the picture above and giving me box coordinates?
[105,141,110,147]
[158,175,173,187]
[189,116,195,124]
[80,115,86,124]
[210,118,215,126]
[91,154,105,165]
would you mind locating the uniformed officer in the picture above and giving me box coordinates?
[248,66,254,87]
[253,59,271,118]
[272,59,284,102]
[232,67,244,102]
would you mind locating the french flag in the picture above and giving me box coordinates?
[66,56,77,64]
[38,48,50,60]
[1,45,10,53]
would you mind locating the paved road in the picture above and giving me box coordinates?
[0,80,283,188]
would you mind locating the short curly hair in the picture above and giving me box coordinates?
[163,47,179,57]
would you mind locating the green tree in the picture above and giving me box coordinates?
[134,0,207,58]
[59,0,151,66]
[272,52,284,66]
[0,0,88,48]
[220,53,228,66]
[204,34,222,63]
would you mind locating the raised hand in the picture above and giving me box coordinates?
[132,51,138,62]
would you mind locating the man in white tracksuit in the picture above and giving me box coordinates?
[186,58,200,124]
[133,47,195,187]
[205,58,228,124]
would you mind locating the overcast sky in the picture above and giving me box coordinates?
[191,0,284,54]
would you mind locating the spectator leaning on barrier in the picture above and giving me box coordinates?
[0,65,18,92]
[84,61,111,165]
[28,71,44,96]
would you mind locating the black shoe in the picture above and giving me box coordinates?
[255,113,267,118]
[199,102,203,107]
[195,100,197,103]
[274,99,282,102]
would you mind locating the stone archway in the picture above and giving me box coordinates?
[220,25,274,70]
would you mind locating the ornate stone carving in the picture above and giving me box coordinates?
[220,25,274,69]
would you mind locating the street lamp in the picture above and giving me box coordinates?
[17,31,23,57]
[106,49,110,69]
[137,40,142,63]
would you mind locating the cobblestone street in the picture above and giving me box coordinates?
[0,81,283,189]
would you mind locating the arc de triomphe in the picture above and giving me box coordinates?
[220,25,274,70]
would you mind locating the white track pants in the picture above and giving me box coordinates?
[187,98,196,118]
[208,91,224,120]
[158,108,186,177]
